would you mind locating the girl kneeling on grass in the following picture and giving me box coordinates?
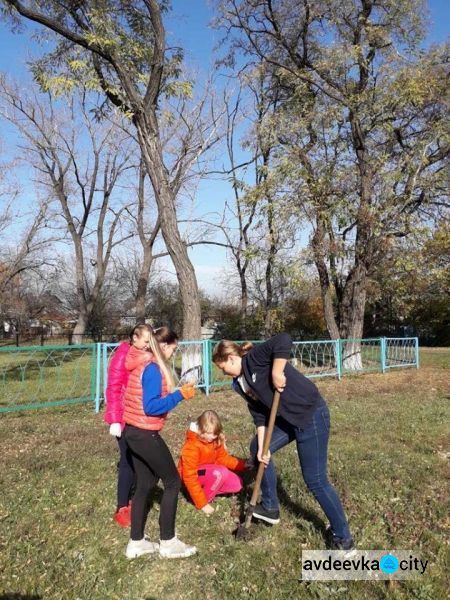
[212,333,354,550]
[178,410,249,515]
[123,325,197,559]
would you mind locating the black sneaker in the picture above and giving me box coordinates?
[330,537,355,551]
[252,503,280,525]
[325,527,355,551]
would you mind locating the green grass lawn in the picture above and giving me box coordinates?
[420,347,450,369]
[0,346,95,410]
[0,354,448,599]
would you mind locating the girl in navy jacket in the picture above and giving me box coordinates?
[213,333,353,550]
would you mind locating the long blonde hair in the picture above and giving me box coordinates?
[132,324,177,392]
[151,327,178,393]
[197,410,225,446]
[212,340,254,364]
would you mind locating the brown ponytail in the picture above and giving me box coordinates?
[153,326,178,346]
[212,340,253,364]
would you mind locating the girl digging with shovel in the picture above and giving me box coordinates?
[212,333,354,550]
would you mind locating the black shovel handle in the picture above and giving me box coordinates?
[243,389,281,526]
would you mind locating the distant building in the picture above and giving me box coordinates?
[119,315,155,328]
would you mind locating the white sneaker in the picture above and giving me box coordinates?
[126,537,159,559]
[159,536,197,559]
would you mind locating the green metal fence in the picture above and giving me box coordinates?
[0,337,418,414]
[292,340,339,379]
[0,344,97,413]
[97,336,419,411]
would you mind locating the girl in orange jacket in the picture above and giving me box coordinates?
[178,410,249,515]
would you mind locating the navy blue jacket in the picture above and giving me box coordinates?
[232,333,324,429]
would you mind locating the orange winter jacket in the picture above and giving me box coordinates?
[123,346,168,431]
[178,423,246,509]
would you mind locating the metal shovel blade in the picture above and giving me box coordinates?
[234,504,256,540]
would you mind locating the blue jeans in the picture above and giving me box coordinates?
[250,402,352,541]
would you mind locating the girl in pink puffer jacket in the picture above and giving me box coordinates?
[104,326,154,527]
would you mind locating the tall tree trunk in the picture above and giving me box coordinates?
[136,118,201,341]
[338,111,373,369]
[134,161,160,326]
[72,310,88,344]
[135,246,154,324]
[71,237,106,343]
[264,192,277,338]
[311,214,340,340]
[339,263,367,370]
[72,240,88,344]
[339,265,367,340]
[238,260,248,337]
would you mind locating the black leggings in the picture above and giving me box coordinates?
[124,425,181,541]
[116,435,135,509]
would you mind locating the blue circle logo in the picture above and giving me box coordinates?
[380,554,399,574]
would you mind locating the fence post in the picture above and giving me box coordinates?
[335,339,342,380]
[205,339,213,395]
[380,337,387,373]
[95,343,102,413]
[338,338,344,378]
[202,340,209,395]
[103,343,110,404]
[414,337,420,369]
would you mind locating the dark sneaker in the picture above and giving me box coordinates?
[330,537,355,551]
[252,503,280,525]
[325,527,355,551]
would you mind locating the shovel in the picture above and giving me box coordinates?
[234,389,281,540]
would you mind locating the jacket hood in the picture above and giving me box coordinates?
[185,424,212,445]
[125,345,154,371]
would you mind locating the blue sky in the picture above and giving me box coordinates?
[0,1,448,296]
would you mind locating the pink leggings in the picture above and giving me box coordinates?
[197,464,243,502]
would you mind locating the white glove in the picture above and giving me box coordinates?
[109,423,122,438]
